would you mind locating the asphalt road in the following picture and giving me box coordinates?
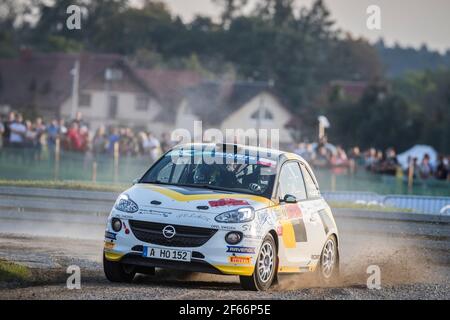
[0,209,449,300]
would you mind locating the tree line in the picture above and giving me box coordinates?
[0,0,449,153]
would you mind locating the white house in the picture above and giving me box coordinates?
[173,81,294,147]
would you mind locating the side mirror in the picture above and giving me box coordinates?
[132,178,139,185]
[281,194,297,204]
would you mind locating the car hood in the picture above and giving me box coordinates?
[124,183,273,216]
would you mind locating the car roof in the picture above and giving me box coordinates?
[173,143,308,164]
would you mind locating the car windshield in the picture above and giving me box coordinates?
[140,147,278,198]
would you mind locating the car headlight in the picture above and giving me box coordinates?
[215,207,255,223]
[114,194,139,213]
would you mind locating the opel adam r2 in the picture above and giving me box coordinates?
[103,143,339,291]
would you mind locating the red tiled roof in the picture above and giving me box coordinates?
[0,52,148,116]
[135,68,202,122]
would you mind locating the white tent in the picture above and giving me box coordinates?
[397,145,438,169]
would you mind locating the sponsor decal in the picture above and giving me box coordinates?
[176,212,212,222]
[138,209,171,217]
[105,231,117,240]
[208,199,249,207]
[104,241,115,250]
[113,213,133,219]
[256,159,277,167]
[226,246,256,254]
[229,256,252,264]
[276,225,283,236]
[243,234,262,240]
[210,224,237,231]
[286,204,302,219]
[256,211,270,227]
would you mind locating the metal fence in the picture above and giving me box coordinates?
[321,191,450,215]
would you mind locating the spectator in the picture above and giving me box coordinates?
[435,155,448,180]
[47,119,60,149]
[147,132,161,163]
[0,115,4,149]
[3,111,15,147]
[24,120,37,148]
[160,132,173,154]
[419,153,433,179]
[93,125,108,156]
[72,111,87,128]
[107,127,120,154]
[79,125,90,152]
[138,131,149,155]
[34,117,46,159]
[9,113,27,148]
[67,122,83,151]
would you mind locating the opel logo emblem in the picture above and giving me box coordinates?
[162,225,176,239]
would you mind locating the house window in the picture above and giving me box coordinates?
[135,95,149,111]
[251,108,274,120]
[105,68,123,81]
[79,93,91,108]
[108,95,118,119]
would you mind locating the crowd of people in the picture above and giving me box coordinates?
[293,140,449,181]
[0,111,173,162]
[1,111,449,182]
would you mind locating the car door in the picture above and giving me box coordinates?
[276,161,311,268]
[299,162,328,258]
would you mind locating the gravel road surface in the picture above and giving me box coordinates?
[0,209,449,300]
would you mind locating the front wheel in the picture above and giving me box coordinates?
[103,253,136,283]
[240,234,277,291]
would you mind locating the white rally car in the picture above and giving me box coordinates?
[103,143,339,291]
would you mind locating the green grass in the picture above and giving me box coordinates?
[0,179,128,192]
[0,260,31,283]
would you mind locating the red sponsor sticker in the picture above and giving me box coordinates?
[208,199,250,207]
[229,256,252,264]
[276,225,283,236]
[286,204,302,219]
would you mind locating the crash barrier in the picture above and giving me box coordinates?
[321,191,450,215]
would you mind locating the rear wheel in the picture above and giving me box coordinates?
[240,234,277,291]
[103,254,136,283]
[316,235,339,284]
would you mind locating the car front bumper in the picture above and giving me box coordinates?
[103,216,262,276]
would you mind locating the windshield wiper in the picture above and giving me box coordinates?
[140,181,257,196]
[181,184,258,195]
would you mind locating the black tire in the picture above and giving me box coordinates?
[240,234,277,291]
[316,235,339,284]
[103,253,136,283]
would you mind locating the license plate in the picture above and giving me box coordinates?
[143,246,191,262]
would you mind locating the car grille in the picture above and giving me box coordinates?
[129,220,218,247]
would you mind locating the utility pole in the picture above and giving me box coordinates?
[70,59,80,119]
[256,95,264,146]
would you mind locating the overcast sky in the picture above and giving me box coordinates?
[158,0,450,53]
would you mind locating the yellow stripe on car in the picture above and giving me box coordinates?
[214,265,255,276]
[278,266,301,273]
[281,221,297,248]
[104,251,124,261]
[143,185,274,205]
